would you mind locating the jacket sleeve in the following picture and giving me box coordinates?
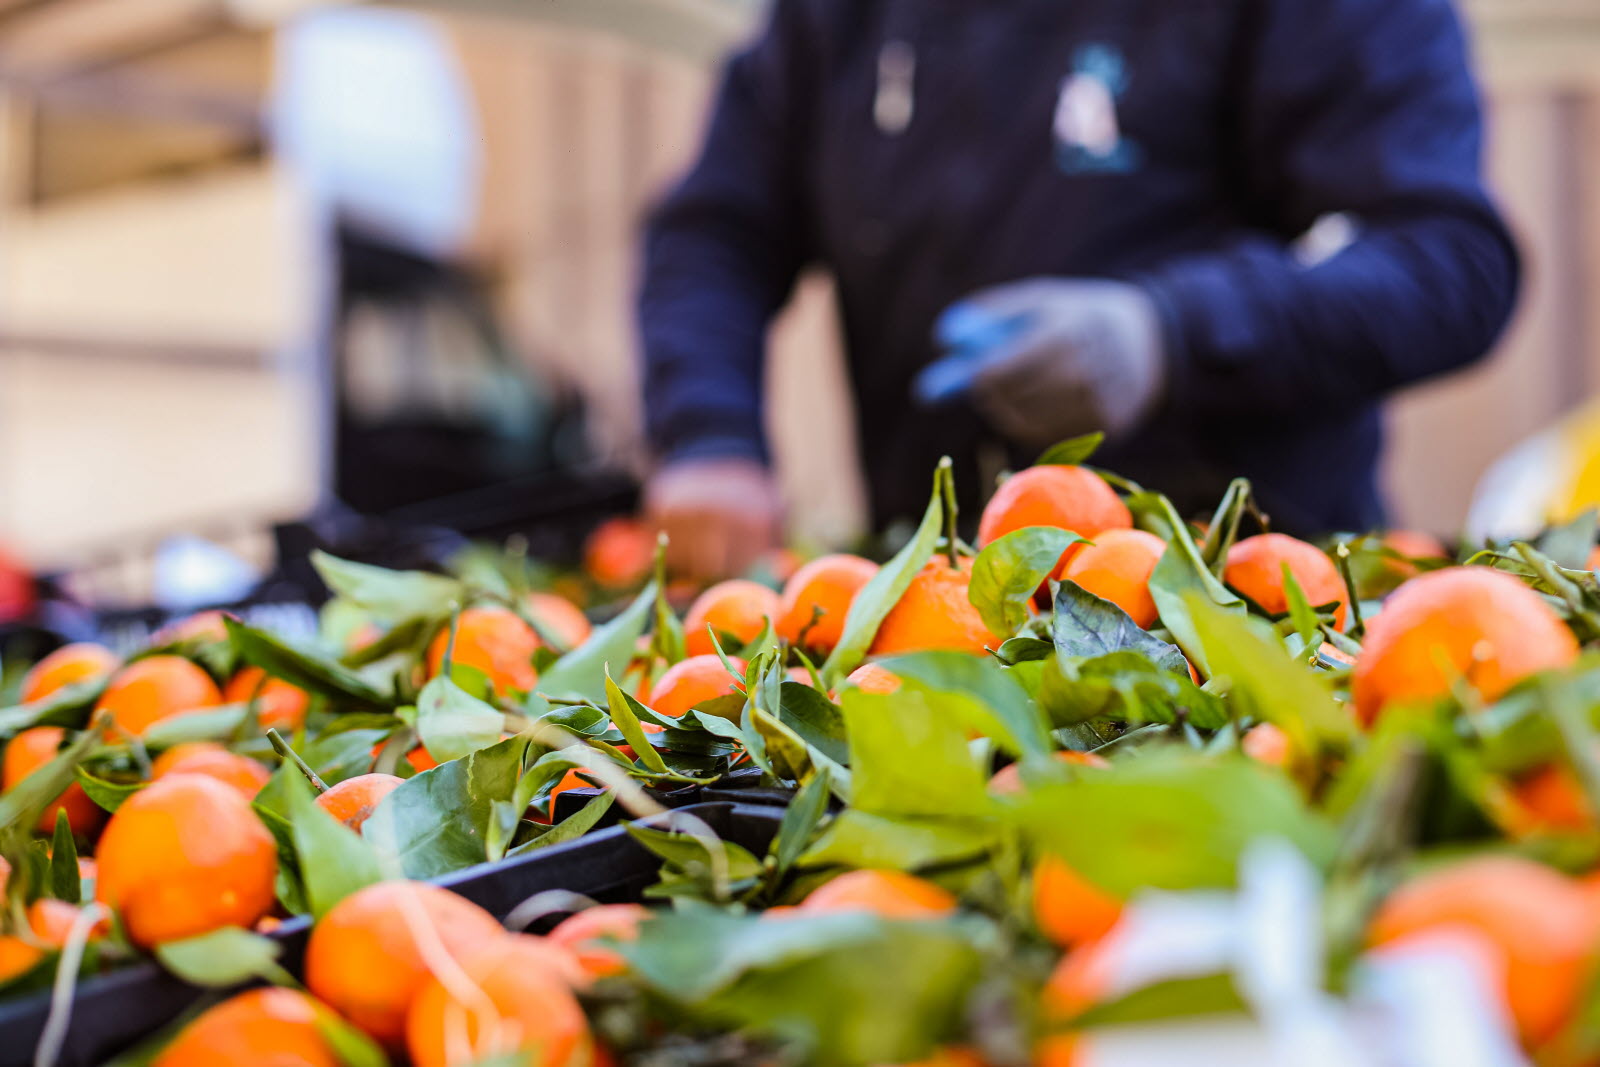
[636,0,818,467]
[1139,0,1520,422]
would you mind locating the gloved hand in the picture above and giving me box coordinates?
[916,278,1167,449]
[644,456,783,580]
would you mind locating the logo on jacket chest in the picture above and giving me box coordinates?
[1054,44,1140,175]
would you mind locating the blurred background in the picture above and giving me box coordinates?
[0,0,1595,613]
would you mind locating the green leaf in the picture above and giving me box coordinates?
[775,683,850,767]
[138,705,254,750]
[225,617,392,709]
[1197,478,1253,574]
[1539,509,1599,572]
[1280,566,1324,654]
[1184,592,1355,752]
[0,678,108,740]
[537,580,658,703]
[154,927,291,988]
[1037,433,1105,468]
[0,721,106,843]
[1053,581,1188,675]
[49,810,80,903]
[311,551,465,623]
[626,820,765,900]
[838,688,990,818]
[1073,974,1247,1029]
[821,464,948,684]
[282,770,383,918]
[1009,753,1334,897]
[968,527,1087,638]
[604,669,670,773]
[508,792,617,857]
[1038,651,1226,730]
[415,674,505,764]
[799,810,995,872]
[363,735,529,878]
[1143,495,1245,675]
[312,1014,392,1067]
[878,652,1052,757]
[621,910,982,1064]
[76,768,144,814]
[771,767,832,878]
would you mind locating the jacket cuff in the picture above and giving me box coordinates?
[656,433,771,469]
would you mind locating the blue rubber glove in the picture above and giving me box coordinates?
[916,278,1166,448]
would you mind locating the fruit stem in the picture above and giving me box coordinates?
[266,728,328,793]
[939,456,959,569]
[1333,543,1365,638]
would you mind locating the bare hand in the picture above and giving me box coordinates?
[644,458,783,581]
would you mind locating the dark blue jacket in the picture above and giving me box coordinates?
[639,0,1519,535]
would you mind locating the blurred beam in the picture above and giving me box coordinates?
[387,0,759,62]
[1465,0,1600,88]
[0,0,231,76]
[0,57,259,130]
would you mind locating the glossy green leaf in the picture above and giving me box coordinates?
[0,720,106,844]
[821,464,948,683]
[415,674,505,764]
[0,678,107,740]
[363,735,529,878]
[1053,581,1188,675]
[1037,433,1106,467]
[311,551,465,622]
[604,669,669,773]
[799,810,995,872]
[879,651,1051,757]
[1010,753,1333,897]
[537,579,658,703]
[1144,494,1245,675]
[1184,592,1355,751]
[225,617,391,709]
[282,770,383,918]
[838,688,990,818]
[49,810,80,903]
[969,526,1086,638]
[155,927,291,988]
[76,768,144,814]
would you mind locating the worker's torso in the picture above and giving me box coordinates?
[790,0,1384,533]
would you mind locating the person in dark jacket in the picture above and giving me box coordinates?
[639,0,1520,578]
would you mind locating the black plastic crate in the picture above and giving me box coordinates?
[0,802,781,1067]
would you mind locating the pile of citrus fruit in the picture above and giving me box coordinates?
[6,434,1600,1065]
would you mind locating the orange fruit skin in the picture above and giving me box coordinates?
[1370,856,1600,1045]
[869,558,998,657]
[150,743,271,798]
[1240,723,1291,767]
[95,656,223,739]
[27,897,108,944]
[585,517,655,589]
[775,555,880,654]
[649,655,747,718]
[978,466,1131,549]
[315,772,404,831]
[95,774,276,947]
[154,988,340,1067]
[1032,857,1123,948]
[1224,533,1348,630]
[20,643,118,704]
[799,869,958,919]
[405,934,593,1067]
[1509,761,1593,834]
[426,607,541,696]
[987,750,1108,795]
[1058,529,1167,628]
[0,936,43,984]
[1352,567,1580,726]
[2,726,106,836]
[526,592,593,650]
[683,580,782,658]
[843,663,902,695]
[222,667,310,731]
[546,904,652,980]
[306,881,506,1048]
